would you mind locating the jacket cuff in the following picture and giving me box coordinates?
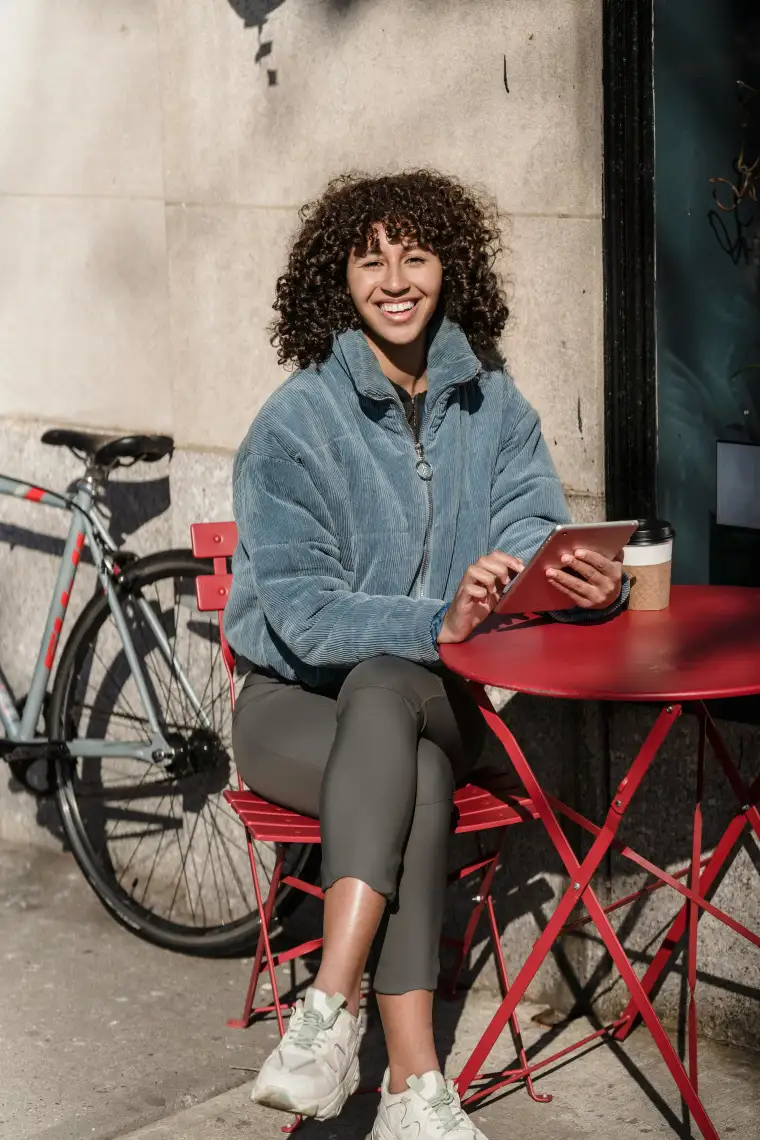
[549,573,630,624]
[430,602,450,646]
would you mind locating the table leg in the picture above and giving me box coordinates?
[616,709,760,1041]
[461,693,720,1140]
[456,699,676,1086]
[703,711,760,842]
[687,712,706,1092]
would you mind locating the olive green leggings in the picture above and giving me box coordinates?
[231,654,498,994]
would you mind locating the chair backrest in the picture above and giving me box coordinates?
[190,520,239,693]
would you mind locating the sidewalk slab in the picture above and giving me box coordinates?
[113,1011,760,1140]
[0,841,276,1140]
[1,839,759,1140]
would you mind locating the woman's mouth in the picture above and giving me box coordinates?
[376,299,420,323]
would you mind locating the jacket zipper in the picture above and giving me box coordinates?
[392,392,433,598]
[390,370,480,600]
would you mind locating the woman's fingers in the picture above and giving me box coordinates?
[547,576,595,607]
[484,551,524,576]
[546,568,596,601]
[468,552,523,590]
[467,566,503,592]
[443,551,527,645]
[547,546,623,609]
[569,548,622,581]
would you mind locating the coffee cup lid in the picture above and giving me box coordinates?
[626,518,675,546]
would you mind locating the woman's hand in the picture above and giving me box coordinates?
[545,548,623,610]
[437,551,524,645]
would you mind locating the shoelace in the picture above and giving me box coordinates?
[287,1006,334,1052]
[426,1083,472,1135]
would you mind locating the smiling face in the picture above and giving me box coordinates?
[346,224,443,352]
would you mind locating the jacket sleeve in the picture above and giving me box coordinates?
[490,387,626,623]
[489,388,571,561]
[234,443,444,669]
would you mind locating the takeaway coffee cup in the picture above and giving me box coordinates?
[622,519,675,611]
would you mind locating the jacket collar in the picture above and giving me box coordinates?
[331,314,481,405]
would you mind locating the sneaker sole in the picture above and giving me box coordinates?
[252,1053,361,1121]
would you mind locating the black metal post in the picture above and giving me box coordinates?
[602,0,658,519]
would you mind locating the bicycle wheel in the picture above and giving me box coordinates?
[50,549,318,956]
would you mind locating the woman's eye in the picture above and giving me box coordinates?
[363,260,382,268]
[405,255,425,265]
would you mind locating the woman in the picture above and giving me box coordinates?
[227,170,626,1140]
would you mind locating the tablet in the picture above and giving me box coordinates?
[494,520,638,614]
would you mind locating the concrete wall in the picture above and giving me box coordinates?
[1,0,758,1051]
[0,0,604,500]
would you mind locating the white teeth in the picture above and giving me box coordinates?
[380,301,415,313]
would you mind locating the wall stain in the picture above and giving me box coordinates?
[503,55,510,94]
[577,397,583,436]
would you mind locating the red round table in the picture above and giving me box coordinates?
[440,586,760,1140]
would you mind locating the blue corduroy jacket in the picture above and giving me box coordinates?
[226,317,623,688]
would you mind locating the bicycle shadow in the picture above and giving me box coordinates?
[0,475,171,564]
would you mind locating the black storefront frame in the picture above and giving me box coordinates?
[603,1,760,724]
[602,0,658,520]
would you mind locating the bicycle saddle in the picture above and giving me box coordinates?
[41,429,174,467]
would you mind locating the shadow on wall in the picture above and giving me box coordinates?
[226,0,360,85]
[0,477,170,564]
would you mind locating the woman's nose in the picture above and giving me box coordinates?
[380,261,409,296]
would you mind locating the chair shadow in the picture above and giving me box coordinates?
[229,688,759,1140]
[278,691,758,1139]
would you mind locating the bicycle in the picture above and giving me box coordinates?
[0,428,315,955]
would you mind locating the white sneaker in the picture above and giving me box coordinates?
[250,987,362,1119]
[368,1069,488,1139]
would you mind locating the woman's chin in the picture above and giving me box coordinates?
[363,315,429,348]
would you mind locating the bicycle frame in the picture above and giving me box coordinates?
[0,471,210,763]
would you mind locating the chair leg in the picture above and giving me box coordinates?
[447,870,494,999]
[448,834,509,997]
[484,896,552,1105]
[228,840,287,1033]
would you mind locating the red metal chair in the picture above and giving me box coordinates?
[190,520,549,1109]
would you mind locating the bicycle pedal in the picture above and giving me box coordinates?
[3,743,66,797]
[4,741,68,763]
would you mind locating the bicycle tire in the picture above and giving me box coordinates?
[49,548,319,956]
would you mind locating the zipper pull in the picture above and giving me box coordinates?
[415,441,433,481]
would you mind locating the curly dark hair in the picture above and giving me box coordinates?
[270,170,509,370]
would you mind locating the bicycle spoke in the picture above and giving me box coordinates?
[101,761,166,847]
[203,794,258,902]
[181,804,208,927]
[87,645,151,741]
[130,605,189,741]
[115,787,171,887]
[166,795,202,924]
[198,807,229,925]
[159,579,182,727]
[137,808,173,910]
[207,811,238,924]
[192,809,219,924]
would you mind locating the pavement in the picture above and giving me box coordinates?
[1,839,758,1140]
